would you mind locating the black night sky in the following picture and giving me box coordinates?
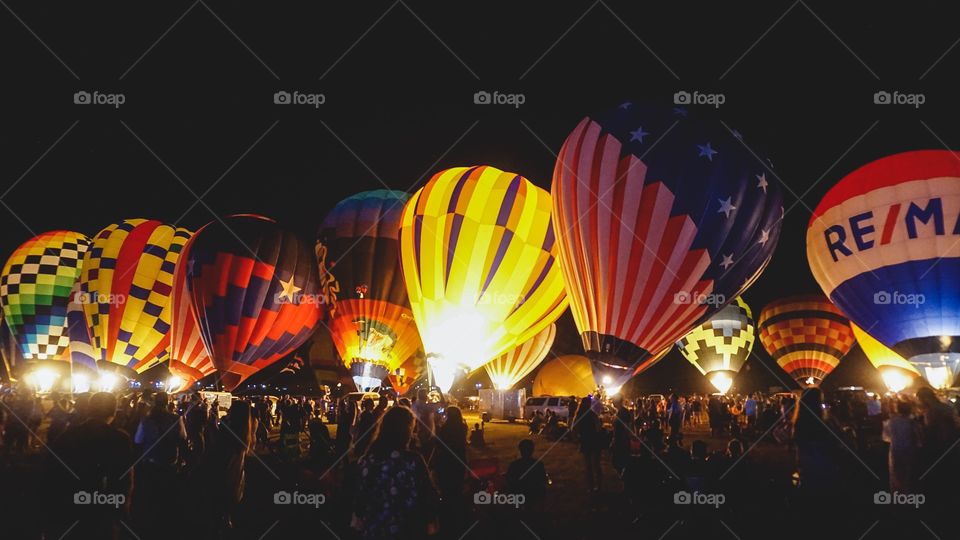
[3,1,960,393]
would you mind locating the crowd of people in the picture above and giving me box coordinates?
[1,382,959,539]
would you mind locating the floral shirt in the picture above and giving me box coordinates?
[354,449,438,539]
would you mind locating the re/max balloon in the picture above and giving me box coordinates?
[808,150,960,389]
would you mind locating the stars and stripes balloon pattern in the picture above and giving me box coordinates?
[185,215,323,391]
[758,294,855,387]
[78,219,191,375]
[552,101,783,385]
[483,323,556,390]
[399,165,569,392]
[807,150,960,388]
[0,230,90,362]
[168,226,214,392]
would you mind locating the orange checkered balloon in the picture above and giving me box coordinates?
[758,294,855,387]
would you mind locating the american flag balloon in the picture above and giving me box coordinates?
[185,215,323,391]
[552,101,783,386]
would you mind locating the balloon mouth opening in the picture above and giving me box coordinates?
[707,371,736,394]
[908,352,960,390]
[427,355,466,393]
[879,367,915,393]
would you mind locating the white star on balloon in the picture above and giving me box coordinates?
[619,101,632,109]
[756,173,768,194]
[278,277,301,303]
[720,253,734,270]
[758,228,770,247]
[717,196,737,218]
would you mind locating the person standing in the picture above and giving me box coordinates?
[433,406,469,531]
[882,400,919,493]
[575,397,603,492]
[744,394,758,433]
[667,394,683,438]
[611,396,632,474]
[352,406,439,539]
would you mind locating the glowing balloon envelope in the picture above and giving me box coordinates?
[185,215,322,391]
[318,190,423,390]
[399,166,569,392]
[552,101,782,387]
[78,220,190,376]
[168,229,213,393]
[532,354,596,398]
[676,297,754,393]
[758,294,855,387]
[483,323,556,390]
[850,323,919,392]
[808,150,960,389]
[0,231,90,363]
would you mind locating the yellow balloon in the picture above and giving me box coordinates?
[532,354,596,398]
[676,297,755,392]
[483,323,556,390]
[399,166,568,391]
[850,323,920,391]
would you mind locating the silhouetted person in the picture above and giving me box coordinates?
[506,439,547,506]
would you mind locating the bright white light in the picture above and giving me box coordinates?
[924,365,951,390]
[708,372,733,394]
[805,377,816,387]
[490,374,512,391]
[607,385,622,396]
[97,372,119,392]
[880,368,910,393]
[428,356,459,393]
[421,309,491,372]
[601,375,613,386]
[72,373,90,393]
[167,376,184,392]
[26,368,59,393]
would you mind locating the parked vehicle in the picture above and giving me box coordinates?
[523,395,575,421]
[478,388,525,422]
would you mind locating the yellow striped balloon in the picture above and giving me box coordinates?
[399,166,569,391]
[78,219,192,376]
[676,297,754,393]
[850,323,920,391]
[483,323,556,390]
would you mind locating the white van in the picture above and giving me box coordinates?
[523,396,575,421]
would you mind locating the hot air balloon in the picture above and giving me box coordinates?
[808,150,960,389]
[168,229,213,393]
[676,297,755,394]
[483,323,556,390]
[850,323,920,392]
[532,354,597,398]
[399,166,569,392]
[78,220,191,380]
[758,294,855,387]
[0,231,90,366]
[185,215,322,391]
[318,190,423,390]
[552,101,783,387]
[389,353,426,395]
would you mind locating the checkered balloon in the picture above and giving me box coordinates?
[0,230,90,362]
